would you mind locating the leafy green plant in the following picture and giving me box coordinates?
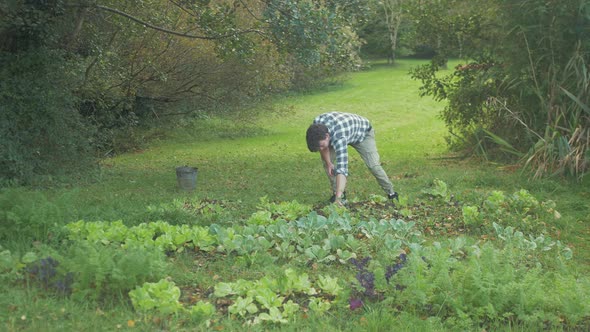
[461,189,559,233]
[130,279,189,316]
[255,197,312,222]
[421,178,451,201]
[246,210,274,225]
[492,222,573,264]
[64,242,168,301]
[0,247,36,283]
[254,306,289,324]
[484,190,506,211]
[317,275,343,296]
[130,278,216,322]
[229,296,259,318]
[307,298,332,314]
[213,268,343,324]
[461,205,481,226]
[188,301,217,322]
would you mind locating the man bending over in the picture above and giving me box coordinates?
[306,112,399,205]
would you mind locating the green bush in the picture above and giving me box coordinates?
[409,0,590,178]
[0,49,97,185]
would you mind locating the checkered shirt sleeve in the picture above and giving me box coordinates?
[312,112,371,176]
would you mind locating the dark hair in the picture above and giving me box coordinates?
[306,123,329,152]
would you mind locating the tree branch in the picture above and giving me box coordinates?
[237,0,263,21]
[94,4,263,40]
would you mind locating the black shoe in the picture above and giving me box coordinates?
[329,191,346,203]
[388,192,399,202]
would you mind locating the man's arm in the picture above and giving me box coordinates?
[335,174,347,200]
[331,138,349,203]
[319,147,334,175]
[319,146,346,202]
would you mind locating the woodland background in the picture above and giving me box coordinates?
[1,0,589,185]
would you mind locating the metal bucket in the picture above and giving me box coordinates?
[176,166,197,191]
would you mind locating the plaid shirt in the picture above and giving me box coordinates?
[313,112,372,176]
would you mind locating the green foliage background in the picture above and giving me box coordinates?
[0,0,366,185]
[2,0,588,184]
[0,49,95,184]
[409,0,590,178]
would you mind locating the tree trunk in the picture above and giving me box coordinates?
[383,0,403,65]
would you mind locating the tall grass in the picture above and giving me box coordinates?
[475,44,590,180]
[515,42,590,179]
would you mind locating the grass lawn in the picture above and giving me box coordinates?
[1,59,589,331]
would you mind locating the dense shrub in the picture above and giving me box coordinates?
[410,0,590,178]
[0,49,98,185]
[0,1,366,185]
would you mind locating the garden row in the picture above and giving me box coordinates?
[1,187,588,329]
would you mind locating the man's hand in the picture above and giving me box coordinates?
[333,196,346,207]
[325,162,335,176]
[333,190,347,207]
